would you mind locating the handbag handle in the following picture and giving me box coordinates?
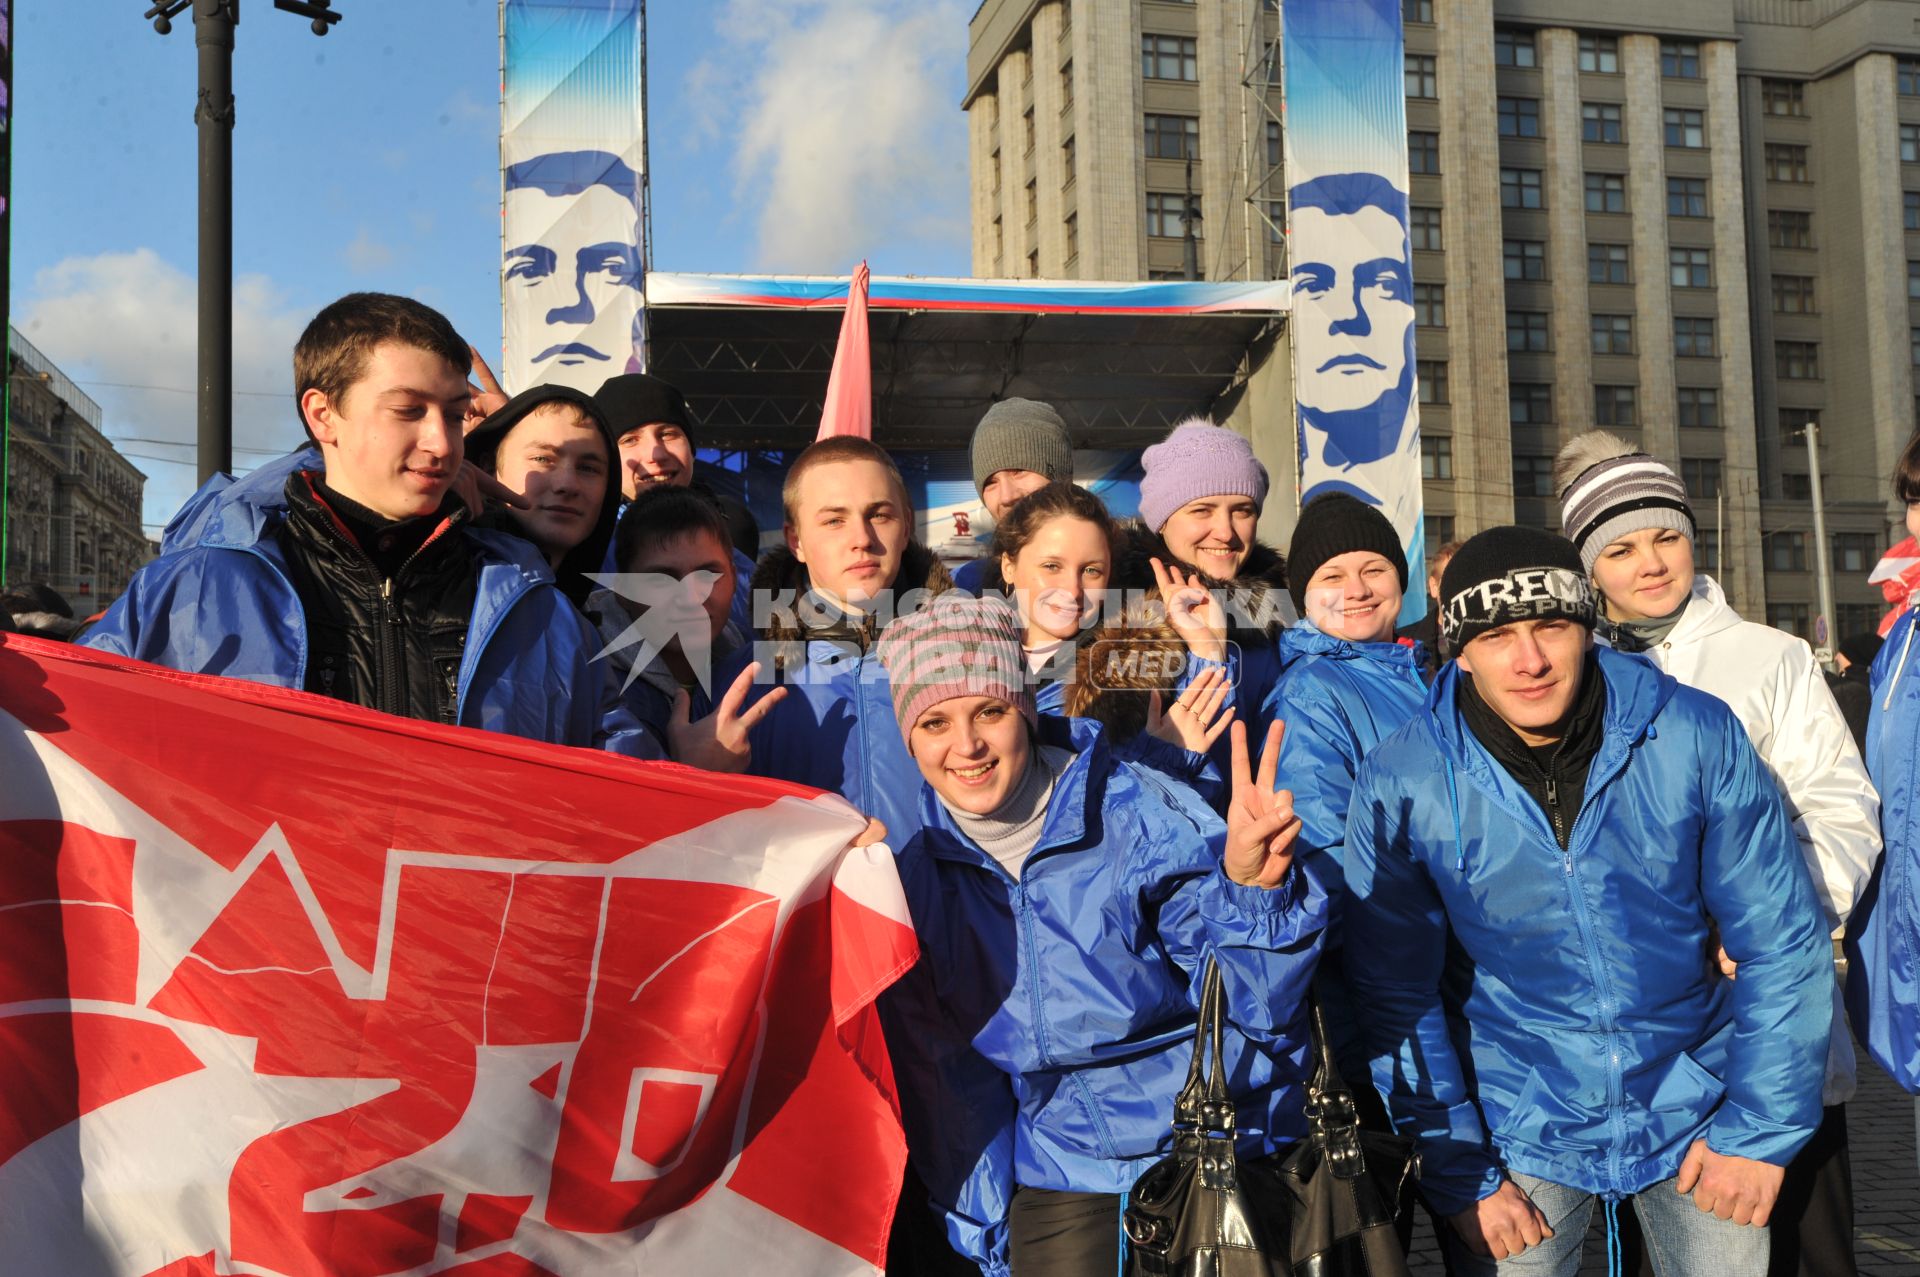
[1303,997,1367,1178]
[1171,957,1235,1137]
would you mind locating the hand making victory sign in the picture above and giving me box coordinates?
[1224,720,1302,888]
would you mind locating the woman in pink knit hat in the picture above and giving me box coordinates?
[1066,418,1292,799]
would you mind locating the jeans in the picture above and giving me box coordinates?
[1444,1170,1771,1277]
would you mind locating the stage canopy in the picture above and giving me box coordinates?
[642,273,1292,452]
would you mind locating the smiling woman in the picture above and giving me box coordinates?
[872,593,1326,1276]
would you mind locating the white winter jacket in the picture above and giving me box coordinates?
[1604,574,1883,1105]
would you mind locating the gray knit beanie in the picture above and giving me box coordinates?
[1555,433,1696,574]
[971,399,1074,498]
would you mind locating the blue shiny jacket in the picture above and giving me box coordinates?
[1346,648,1832,1213]
[1260,622,1429,907]
[1846,602,1920,1093]
[86,450,648,752]
[1260,624,1428,1079]
[885,716,1328,1276]
[717,631,930,844]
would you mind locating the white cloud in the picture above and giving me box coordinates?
[16,248,312,535]
[343,225,396,274]
[689,0,971,272]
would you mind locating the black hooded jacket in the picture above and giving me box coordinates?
[463,384,621,610]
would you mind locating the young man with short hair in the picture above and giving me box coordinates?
[1345,526,1833,1276]
[699,435,952,845]
[86,292,638,750]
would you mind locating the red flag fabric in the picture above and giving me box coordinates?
[815,261,872,441]
[0,634,916,1277]
[1871,534,1920,636]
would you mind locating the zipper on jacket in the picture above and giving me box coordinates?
[1545,774,1569,849]
[377,577,405,717]
[1015,881,1056,1070]
[374,516,458,722]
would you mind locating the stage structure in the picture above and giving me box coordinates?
[641,272,1294,559]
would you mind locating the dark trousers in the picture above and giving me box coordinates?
[1008,1184,1121,1277]
[890,1164,990,1277]
[1620,1103,1854,1277]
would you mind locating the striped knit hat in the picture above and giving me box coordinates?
[874,595,1036,739]
[1556,435,1697,574]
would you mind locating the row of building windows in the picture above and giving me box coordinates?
[1485,33,1706,75]
[1145,24,1917,113]
[1496,98,1708,148]
[1415,362,1726,429]
[1490,168,1721,218]
[1487,312,1754,361]
[1413,128,1870,211]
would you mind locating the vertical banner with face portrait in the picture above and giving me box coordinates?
[1282,0,1425,623]
[501,0,647,395]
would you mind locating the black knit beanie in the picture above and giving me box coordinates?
[593,373,694,445]
[1286,493,1408,614]
[1439,526,1596,650]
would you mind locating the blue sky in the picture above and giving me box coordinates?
[12,0,971,533]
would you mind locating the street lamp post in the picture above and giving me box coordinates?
[143,0,343,486]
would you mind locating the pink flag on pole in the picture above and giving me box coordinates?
[815,261,872,441]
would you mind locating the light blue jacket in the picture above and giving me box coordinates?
[1346,648,1832,1213]
[886,716,1328,1275]
[1260,622,1428,1075]
[1846,602,1920,1093]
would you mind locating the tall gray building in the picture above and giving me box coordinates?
[5,328,151,610]
[964,0,1920,641]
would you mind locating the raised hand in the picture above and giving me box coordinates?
[448,461,532,517]
[1145,665,1236,756]
[667,662,788,774]
[1150,556,1228,664]
[463,344,511,435]
[1223,720,1302,889]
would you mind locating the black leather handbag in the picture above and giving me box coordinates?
[1122,959,1419,1276]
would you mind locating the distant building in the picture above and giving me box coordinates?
[964,0,1920,642]
[5,327,151,610]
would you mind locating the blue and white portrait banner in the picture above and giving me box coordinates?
[500,0,647,394]
[1282,0,1426,623]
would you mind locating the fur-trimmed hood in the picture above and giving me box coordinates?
[1064,521,1291,741]
[747,541,954,659]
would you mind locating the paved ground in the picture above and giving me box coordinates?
[1404,1050,1920,1275]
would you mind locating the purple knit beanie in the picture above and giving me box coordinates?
[874,595,1037,739]
[1137,419,1270,533]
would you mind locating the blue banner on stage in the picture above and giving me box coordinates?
[500,0,647,395]
[1282,0,1426,622]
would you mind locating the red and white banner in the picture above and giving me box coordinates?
[0,635,916,1277]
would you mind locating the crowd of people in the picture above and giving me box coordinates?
[24,289,1920,1276]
